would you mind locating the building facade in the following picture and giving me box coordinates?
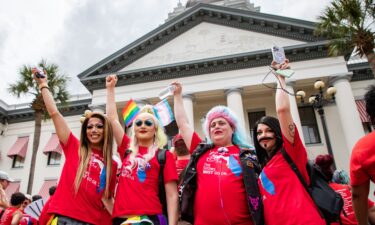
[0,0,374,197]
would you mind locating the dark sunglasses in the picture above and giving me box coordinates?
[135,119,154,127]
[87,124,104,129]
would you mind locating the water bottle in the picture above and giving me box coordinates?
[158,85,176,100]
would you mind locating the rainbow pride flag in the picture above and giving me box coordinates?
[122,99,140,127]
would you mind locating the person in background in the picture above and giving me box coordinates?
[252,59,325,225]
[31,195,42,202]
[106,74,179,225]
[0,192,26,225]
[21,195,31,211]
[0,171,14,210]
[332,170,350,185]
[315,154,375,225]
[350,85,375,225]
[172,134,190,178]
[33,68,118,225]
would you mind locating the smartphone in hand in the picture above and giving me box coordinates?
[271,46,286,64]
[34,67,46,78]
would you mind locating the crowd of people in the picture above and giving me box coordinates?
[0,59,374,225]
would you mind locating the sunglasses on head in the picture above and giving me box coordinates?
[135,119,154,127]
[87,124,104,129]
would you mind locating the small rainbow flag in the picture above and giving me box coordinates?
[122,99,140,127]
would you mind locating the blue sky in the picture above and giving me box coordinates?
[0,0,331,104]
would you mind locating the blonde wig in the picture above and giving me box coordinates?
[125,105,167,172]
[74,112,114,199]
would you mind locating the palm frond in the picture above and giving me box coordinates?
[315,0,375,58]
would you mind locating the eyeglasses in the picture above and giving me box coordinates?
[135,119,154,127]
[87,124,104,129]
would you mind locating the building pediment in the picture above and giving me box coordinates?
[78,3,326,92]
[119,22,306,72]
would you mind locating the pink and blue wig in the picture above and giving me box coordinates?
[203,105,253,149]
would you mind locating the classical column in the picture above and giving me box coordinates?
[182,94,195,129]
[286,80,305,144]
[331,74,365,151]
[225,88,245,128]
[89,104,105,114]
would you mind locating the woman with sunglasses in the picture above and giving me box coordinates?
[33,70,118,225]
[106,75,179,225]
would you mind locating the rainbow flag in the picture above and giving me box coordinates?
[122,99,140,127]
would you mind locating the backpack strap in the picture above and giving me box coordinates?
[280,148,325,219]
[179,143,214,223]
[240,149,264,225]
[157,149,168,218]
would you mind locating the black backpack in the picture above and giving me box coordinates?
[124,149,168,218]
[281,148,343,224]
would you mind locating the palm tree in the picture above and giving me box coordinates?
[8,60,69,194]
[315,0,375,78]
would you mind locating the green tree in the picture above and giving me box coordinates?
[315,0,375,78]
[8,60,69,194]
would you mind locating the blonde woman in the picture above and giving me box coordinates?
[106,75,179,225]
[33,69,117,225]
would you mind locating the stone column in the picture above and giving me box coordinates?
[331,73,365,151]
[225,88,245,128]
[286,80,305,145]
[182,94,195,129]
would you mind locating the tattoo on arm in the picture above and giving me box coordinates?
[288,124,295,138]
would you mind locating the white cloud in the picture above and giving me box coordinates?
[0,0,331,104]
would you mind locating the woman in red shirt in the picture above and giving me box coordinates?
[33,69,117,225]
[252,60,325,225]
[106,75,179,225]
[315,154,375,225]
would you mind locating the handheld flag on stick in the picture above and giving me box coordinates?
[122,99,140,127]
[153,99,174,126]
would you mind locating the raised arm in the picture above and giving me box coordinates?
[33,68,70,145]
[352,182,370,225]
[172,82,194,150]
[105,75,124,146]
[0,186,9,208]
[273,60,295,144]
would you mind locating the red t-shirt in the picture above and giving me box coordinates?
[189,132,253,225]
[258,127,325,225]
[38,198,51,225]
[330,183,374,225]
[48,133,118,225]
[0,207,19,225]
[112,135,178,218]
[176,159,189,176]
[350,131,375,186]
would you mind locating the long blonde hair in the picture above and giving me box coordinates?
[75,113,114,199]
[125,105,167,172]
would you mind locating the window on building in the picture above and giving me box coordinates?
[12,156,24,168]
[298,106,321,144]
[47,152,61,166]
[248,110,266,143]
